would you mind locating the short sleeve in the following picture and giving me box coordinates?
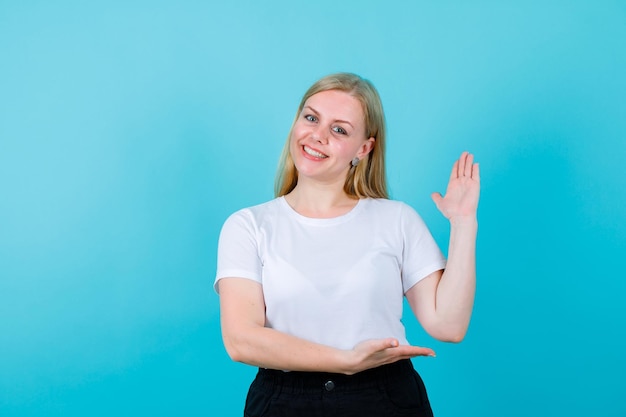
[400,203,447,293]
[214,210,263,293]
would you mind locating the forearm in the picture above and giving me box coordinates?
[222,322,432,375]
[223,323,352,373]
[219,279,433,375]
[434,217,477,340]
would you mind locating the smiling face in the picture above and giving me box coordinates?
[289,89,375,187]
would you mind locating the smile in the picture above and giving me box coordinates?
[303,145,328,159]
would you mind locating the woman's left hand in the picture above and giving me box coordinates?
[431,151,480,222]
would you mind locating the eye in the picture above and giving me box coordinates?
[332,126,347,135]
[304,114,317,122]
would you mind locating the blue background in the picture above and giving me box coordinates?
[1,1,625,416]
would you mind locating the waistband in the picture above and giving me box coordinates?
[254,359,416,394]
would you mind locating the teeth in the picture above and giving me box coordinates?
[304,146,328,158]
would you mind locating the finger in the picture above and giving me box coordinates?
[409,347,435,357]
[394,345,436,357]
[431,192,443,207]
[449,159,459,181]
[457,151,468,178]
[373,338,399,351]
[472,163,480,182]
[464,153,474,177]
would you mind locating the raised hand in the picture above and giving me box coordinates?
[431,151,480,222]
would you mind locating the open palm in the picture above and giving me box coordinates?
[431,152,480,220]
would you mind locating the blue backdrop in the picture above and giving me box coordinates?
[1,1,625,416]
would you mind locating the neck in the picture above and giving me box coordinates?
[285,180,358,218]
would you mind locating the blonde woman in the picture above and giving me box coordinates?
[216,73,480,417]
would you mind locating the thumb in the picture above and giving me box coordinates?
[431,192,443,207]
[366,338,399,352]
[379,338,399,349]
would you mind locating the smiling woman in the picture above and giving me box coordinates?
[287,90,376,215]
[215,73,479,417]
[275,73,389,202]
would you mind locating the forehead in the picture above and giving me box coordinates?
[304,90,364,123]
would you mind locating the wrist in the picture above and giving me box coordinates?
[449,216,478,229]
[337,349,359,375]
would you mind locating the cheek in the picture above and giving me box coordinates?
[336,141,358,156]
[289,132,300,151]
[289,124,311,151]
[291,123,307,139]
[288,132,302,160]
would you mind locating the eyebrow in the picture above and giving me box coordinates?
[303,105,354,128]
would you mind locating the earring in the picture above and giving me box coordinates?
[351,157,360,167]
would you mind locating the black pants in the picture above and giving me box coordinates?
[243,359,434,417]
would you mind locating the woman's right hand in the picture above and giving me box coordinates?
[220,278,435,375]
[344,338,435,375]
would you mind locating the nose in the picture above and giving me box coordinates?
[311,124,328,144]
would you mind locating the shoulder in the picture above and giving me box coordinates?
[361,198,419,217]
[361,198,428,230]
[226,198,282,220]
[222,198,283,229]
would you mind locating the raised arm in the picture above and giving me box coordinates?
[406,151,480,343]
[219,277,435,374]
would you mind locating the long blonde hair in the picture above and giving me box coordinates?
[274,73,388,199]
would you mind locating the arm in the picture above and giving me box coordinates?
[406,151,480,343]
[219,277,436,375]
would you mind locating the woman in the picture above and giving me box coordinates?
[215,73,479,416]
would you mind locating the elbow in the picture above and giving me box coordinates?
[221,321,266,365]
[225,345,244,363]
[440,332,466,344]
[427,323,468,343]
[429,312,472,343]
[222,335,248,363]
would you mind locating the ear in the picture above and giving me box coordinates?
[357,137,376,159]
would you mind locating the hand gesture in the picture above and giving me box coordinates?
[344,338,435,375]
[431,151,480,222]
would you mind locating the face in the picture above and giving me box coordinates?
[289,90,375,185]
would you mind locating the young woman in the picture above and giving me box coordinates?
[215,73,479,417]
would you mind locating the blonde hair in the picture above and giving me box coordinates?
[274,73,388,199]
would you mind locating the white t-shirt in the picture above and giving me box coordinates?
[215,197,446,350]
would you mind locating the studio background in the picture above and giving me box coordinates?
[1,1,624,416]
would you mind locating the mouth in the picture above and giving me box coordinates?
[303,145,328,159]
